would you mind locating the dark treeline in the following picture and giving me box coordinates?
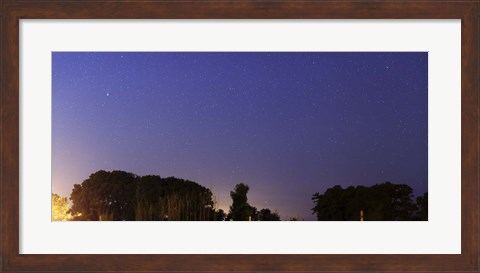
[70,170,222,221]
[65,170,427,221]
[311,182,428,221]
[68,170,280,221]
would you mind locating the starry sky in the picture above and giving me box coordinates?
[52,52,428,220]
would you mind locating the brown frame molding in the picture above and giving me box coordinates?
[1,1,479,272]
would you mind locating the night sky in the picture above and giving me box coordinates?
[52,52,428,220]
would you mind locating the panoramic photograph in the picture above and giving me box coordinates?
[52,52,428,221]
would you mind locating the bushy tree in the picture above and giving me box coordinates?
[312,182,423,221]
[257,208,280,221]
[211,209,226,221]
[229,183,257,221]
[69,170,217,221]
[69,170,137,220]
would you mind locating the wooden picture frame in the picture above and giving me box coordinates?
[1,1,478,272]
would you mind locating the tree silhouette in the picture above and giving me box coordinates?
[69,170,220,221]
[257,208,280,221]
[69,170,136,220]
[415,192,428,221]
[213,209,226,221]
[229,183,257,221]
[312,182,424,221]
